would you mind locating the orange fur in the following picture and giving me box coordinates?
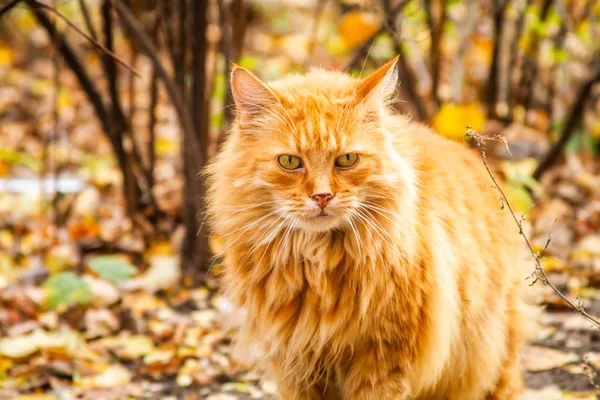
[206,59,533,400]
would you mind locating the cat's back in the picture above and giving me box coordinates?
[388,117,512,232]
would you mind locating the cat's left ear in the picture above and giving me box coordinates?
[231,67,280,126]
[355,56,399,106]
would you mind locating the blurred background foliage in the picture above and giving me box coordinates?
[0,0,600,398]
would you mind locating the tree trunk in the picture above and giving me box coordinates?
[181,0,211,285]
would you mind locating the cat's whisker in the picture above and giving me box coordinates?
[211,211,287,274]
[219,200,282,211]
[274,214,300,267]
[242,213,289,285]
[240,212,288,269]
[361,201,432,233]
[345,214,363,257]
[216,209,281,243]
[250,213,293,283]
[350,208,377,244]
[208,201,283,234]
[354,207,397,251]
[213,204,284,229]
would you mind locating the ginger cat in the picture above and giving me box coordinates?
[206,57,532,400]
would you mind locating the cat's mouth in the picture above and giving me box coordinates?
[318,210,329,217]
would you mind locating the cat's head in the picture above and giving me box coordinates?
[210,57,410,236]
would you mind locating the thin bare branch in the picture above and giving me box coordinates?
[25,0,140,76]
[76,0,98,40]
[344,0,410,71]
[533,60,600,179]
[112,0,201,171]
[0,0,20,17]
[382,0,429,120]
[424,0,445,106]
[465,128,600,330]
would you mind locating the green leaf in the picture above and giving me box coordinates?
[570,130,600,157]
[551,48,569,63]
[89,256,137,283]
[43,272,90,309]
[211,73,226,102]
[0,149,42,172]
[546,9,562,27]
[504,182,534,214]
[238,56,257,71]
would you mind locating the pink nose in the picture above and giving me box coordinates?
[312,193,333,208]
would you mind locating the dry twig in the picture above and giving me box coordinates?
[25,0,140,76]
[344,0,410,71]
[112,0,201,171]
[464,128,600,329]
[0,0,20,17]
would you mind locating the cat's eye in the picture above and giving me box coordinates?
[335,153,359,168]
[278,155,303,170]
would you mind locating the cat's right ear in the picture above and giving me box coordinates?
[231,67,280,126]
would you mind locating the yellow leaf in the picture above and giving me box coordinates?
[339,12,379,48]
[15,9,37,32]
[326,35,349,57]
[75,364,132,388]
[97,335,155,359]
[0,356,13,373]
[58,91,72,111]
[147,240,174,256]
[30,79,52,97]
[0,45,14,67]
[476,38,493,62]
[155,138,178,157]
[0,330,94,359]
[431,102,486,141]
[539,256,568,273]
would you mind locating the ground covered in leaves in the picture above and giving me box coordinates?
[2,1,600,400]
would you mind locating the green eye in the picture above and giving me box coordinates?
[335,153,359,168]
[278,155,303,170]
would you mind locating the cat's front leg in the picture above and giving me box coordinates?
[343,373,410,400]
[274,377,330,400]
[269,363,334,400]
[342,349,411,400]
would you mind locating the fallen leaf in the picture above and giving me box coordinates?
[75,364,132,388]
[0,45,14,67]
[120,255,179,293]
[83,276,121,307]
[42,272,90,310]
[522,345,579,372]
[0,330,88,359]
[85,308,120,338]
[97,334,155,359]
[89,255,137,283]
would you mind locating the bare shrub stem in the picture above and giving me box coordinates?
[464,128,600,329]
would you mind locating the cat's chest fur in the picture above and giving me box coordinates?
[230,230,406,354]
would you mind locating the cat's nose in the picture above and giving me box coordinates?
[312,193,333,208]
